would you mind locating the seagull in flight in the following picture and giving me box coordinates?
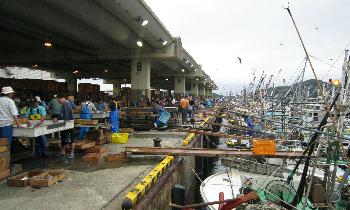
[237,57,242,64]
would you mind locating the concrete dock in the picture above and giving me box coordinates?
[0,131,188,210]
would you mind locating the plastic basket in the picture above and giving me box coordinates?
[111,133,129,144]
[159,111,170,124]
[252,139,276,155]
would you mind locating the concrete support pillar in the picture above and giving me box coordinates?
[66,76,77,93]
[174,76,185,98]
[113,83,121,96]
[190,83,199,96]
[131,59,151,102]
[199,85,206,97]
[206,88,213,97]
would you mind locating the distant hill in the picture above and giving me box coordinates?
[267,79,332,98]
[213,92,224,98]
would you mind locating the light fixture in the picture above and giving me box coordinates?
[104,69,108,73]
[73,70,79,74]
[332,79,341,87]
[142,20,149,26]
[44,42,52,47]
[137,41,143,47]
[165,78,169,81]
[191,64,194,67]
[32,64,38,68]
[186,60,189,64]
[181,69,185,72]
[195,69,197,72]
[196,78,199,81]
[162,40,168,46]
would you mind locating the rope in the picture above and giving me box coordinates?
[182,153,203,183]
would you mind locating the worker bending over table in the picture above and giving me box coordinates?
[79,98,97,140]
[25,98,48,157]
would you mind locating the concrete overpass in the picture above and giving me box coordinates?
[0,0,217,100]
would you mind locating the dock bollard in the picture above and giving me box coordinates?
[153,137,162,147]
[171,184,186,210]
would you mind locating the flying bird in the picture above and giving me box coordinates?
[237,57,242,64]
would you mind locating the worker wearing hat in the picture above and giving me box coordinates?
[0,87,22,149]
[25,98,48,157]
[35,96,46,109]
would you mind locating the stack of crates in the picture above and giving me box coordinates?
[0,138,10,180]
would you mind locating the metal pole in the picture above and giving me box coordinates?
[302,141,323,210]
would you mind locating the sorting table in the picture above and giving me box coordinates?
[73,111,110,119]
[12,120,75,161]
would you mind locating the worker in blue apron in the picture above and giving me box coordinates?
[79,102,92,140]
[109,98,119,133]
[26,98,48,157]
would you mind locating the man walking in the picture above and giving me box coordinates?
[0,87,22,150]
[57,95,75,159]
[179,95,190,124]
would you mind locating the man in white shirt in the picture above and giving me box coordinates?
[0,87,22,149]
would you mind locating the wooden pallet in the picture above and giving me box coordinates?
[0,169,10,180]
[106,154,127,162]
[0,138,8,146]
[75,141,96,150]
[119,128,134,133]
[82,153,103,163]
[75,119,99,125]
[86,146,107,154]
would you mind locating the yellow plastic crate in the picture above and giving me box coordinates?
[111,133,129,144]
[252,139,276,155]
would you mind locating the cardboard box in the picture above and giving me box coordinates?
[7,170,44,187]
[29,170,65,187]
[0,169,10,180]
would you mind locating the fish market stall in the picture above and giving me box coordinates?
[12,120,74,161]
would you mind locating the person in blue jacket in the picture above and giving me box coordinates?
[108,97,119,133]
[79,98,97,140]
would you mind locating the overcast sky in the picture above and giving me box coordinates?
[144,0,350,94]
